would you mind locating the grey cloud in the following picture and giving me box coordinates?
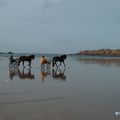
[42,0,64,9]
[0,0,6,8]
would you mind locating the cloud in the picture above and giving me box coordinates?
[47,0,63,3]
[45,0,63,3]
[0,0,6,8]
[42,0,64,9]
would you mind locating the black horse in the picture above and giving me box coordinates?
[52,54,67,67]
[18,55,35,68]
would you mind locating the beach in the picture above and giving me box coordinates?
[0,54,120,120]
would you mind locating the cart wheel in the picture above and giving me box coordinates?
[9,63,14,68]
[13,62,18,68]
[46,63,50,69]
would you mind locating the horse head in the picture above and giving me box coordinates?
[29,55,35,60]
[61,54,67,60]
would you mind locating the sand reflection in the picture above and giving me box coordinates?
[79,57,120,66]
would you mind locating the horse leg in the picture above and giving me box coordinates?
[18,61,20,66]
[18,59,22,66]
[63,61,66,67]
[29,61,31,68]
[22,61,25,68]
[52,60,55,67]
[58,61,61,66]
[55,61,58,68]
[52,60,57,67]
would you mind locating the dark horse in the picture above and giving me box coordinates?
[52,54,67,67]
[18,55,35,68]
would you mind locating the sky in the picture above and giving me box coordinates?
[0,0,120,54]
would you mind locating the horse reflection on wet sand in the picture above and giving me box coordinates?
[18,55,35,68]
[52,68,66,80]
[40,67,66,81]
[9,68,35,80]
[18,68,35,80]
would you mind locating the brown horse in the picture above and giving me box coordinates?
[18,55,35,68]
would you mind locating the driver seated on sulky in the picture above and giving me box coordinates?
[9,55,16,63]
[40,56,48,65]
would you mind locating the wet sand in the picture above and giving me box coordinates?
[0,55,120,120]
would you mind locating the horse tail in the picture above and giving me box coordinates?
[52,59,54,67]
[18,57,22,66]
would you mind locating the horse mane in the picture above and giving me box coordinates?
[29,54,35,60]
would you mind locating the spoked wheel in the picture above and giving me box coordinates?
[9,62,18,69]
[13,62,19,68]
[46,63,50,69]
[9,63,14,68]
[46,60,51,69]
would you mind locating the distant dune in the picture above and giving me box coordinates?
[77,49,120,56]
